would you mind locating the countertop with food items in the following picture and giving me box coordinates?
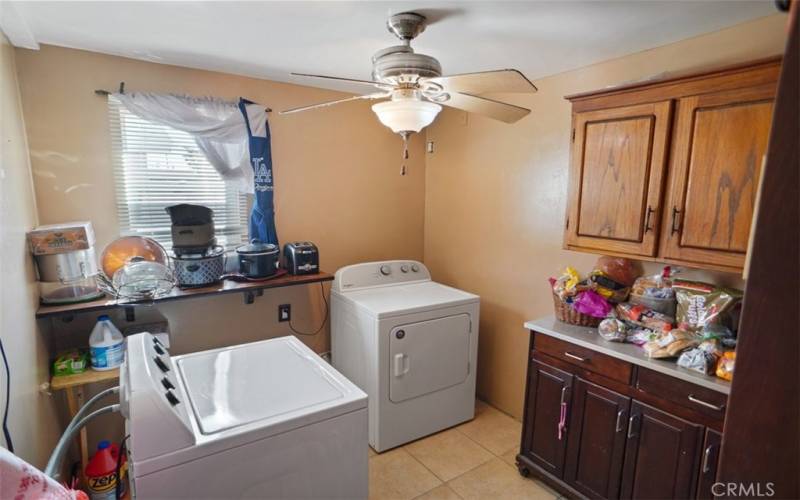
[540,256,740,393]
[524,315,732,394]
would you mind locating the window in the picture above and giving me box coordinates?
[108,96,249,249]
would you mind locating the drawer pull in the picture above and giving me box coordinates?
[564,351,588,363]
[615,410,625,433]
[688,395,725,411]
[702,444,716,473]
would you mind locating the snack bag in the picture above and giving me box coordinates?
[716,351,736,381]
[677,339,721,375]
[573,290,612,318]
[626,328,659,345]
[674,280,742,332]
[615,302,674,331]
[552,266,585,300]
[588,271,631,303]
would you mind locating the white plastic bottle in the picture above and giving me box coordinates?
[89,315,125,371]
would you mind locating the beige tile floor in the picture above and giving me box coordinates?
[368,400,561,500]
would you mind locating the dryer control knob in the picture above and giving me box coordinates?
[380,265,391,276]
[400,265,409,273]
[411,264,420,272]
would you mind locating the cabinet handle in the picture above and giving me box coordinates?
[671,207,682,235]
[564,352,587,363]
[558,387,568,441]
[627,414,639,438]
[688,395,726,412]
[615,410,625,433]
[702,444,716,473]
[644,206,655,232]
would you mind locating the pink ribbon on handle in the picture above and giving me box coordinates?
[558,401,567,440]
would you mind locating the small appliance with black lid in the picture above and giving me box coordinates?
[166,204,224,287]
[236,241,280,279]
[284,241,319,275]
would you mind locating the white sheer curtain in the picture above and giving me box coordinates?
[113,92,268,193]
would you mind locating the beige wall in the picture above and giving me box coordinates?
[14,45,427,359]
[424,14,788,418]
[0,34,62,468]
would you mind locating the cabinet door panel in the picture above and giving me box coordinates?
[521,360,573,478]
[621,400,703,500]
[565,378,630,499]
[565,101,672,256]
[661,84,775,269]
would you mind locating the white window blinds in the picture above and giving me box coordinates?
[108,96,250,249]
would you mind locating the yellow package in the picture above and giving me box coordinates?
[715,351,736,381]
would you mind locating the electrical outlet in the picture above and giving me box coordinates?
[278,304,291,322]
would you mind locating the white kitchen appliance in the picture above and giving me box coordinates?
[121,332,368,498]
[331,260,479,452]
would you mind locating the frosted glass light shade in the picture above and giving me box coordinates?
[372,100,442,133]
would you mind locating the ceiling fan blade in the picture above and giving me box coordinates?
[440,92,531,123]
[291,72,394,90]
[280,92,389,115]
[424,69,537,95]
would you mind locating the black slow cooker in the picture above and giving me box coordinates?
[235,241,280,278]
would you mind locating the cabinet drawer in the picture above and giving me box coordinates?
[534,333,633,384]
[635,367,727,420]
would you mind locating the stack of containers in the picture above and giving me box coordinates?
[27,221,105,304]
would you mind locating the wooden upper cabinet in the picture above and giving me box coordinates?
[564,58,781,273]
[565,102,672,257]
[660,84,776,270]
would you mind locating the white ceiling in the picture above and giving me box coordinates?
[1,1,777,93]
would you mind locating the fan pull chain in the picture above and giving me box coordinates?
[401,132,409,176]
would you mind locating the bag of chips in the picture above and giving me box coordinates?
[716,351,736,381]
[674,280,743,332]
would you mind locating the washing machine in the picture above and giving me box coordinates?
[121,332,368,498]
[331,260,479,452]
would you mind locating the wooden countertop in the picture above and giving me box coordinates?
[524,315,732,395]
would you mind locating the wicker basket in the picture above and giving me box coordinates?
[552,292,602,327]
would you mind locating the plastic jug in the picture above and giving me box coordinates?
[89,315,124,371]
[85,440,127,500]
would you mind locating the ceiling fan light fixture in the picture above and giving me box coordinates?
[371,99,442,134]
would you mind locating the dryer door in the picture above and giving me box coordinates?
[389,313,472,403]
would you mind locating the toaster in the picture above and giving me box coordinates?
[283,242,319,275]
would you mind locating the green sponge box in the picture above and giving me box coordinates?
[53,349,89,376]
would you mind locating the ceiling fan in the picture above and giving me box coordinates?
[281,11,538,173]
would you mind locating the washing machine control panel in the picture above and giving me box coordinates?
[333,260,431,292]
[122,333,195,461]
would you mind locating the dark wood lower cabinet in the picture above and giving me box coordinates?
[696,429,722,500]
[620,401,703,500]
[519,330,727,500]
[520,360,573,478]
[564,378,630,499]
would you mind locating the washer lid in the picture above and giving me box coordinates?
[176,336,365,436]
[342,281,479,318]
